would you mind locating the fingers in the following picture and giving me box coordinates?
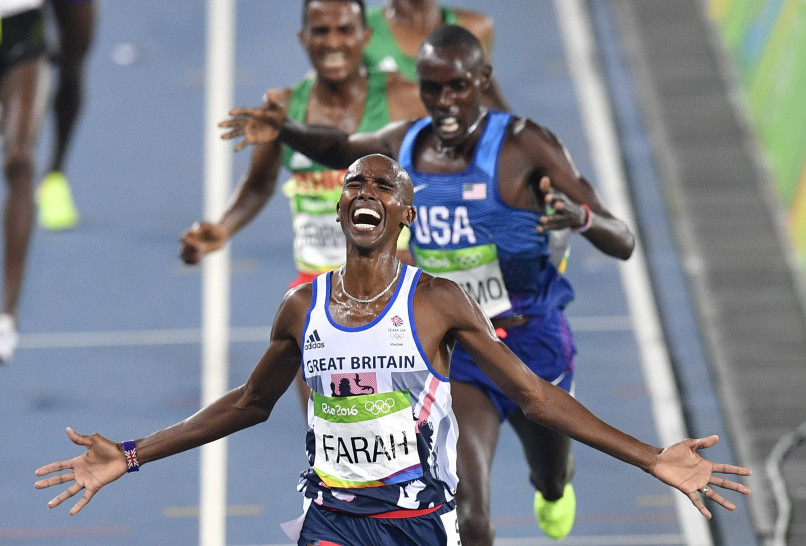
[48,481,83,509]
[686,490,713,519]
[35,471,76,489]
[70,490,95,516]
[714,462,752,477]
[710,476,751,495]
[694,435,719,450]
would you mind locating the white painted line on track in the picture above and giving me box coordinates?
[17,316,631,350]
[553,1,712,545]
[201,1,235,544]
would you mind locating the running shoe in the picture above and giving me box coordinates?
[37,171,80,230]
[0,314,19,364]
[534,483,576,540]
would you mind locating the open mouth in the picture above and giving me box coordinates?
[352,207,381,230]
[437,115,460,135]
[322,51,347,69]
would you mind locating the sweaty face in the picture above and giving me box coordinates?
[338,155,413,250]
[300,1,369,82]
[416,45,485,146]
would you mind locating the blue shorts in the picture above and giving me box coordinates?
[299,503,460,546]
[450,310,576,421]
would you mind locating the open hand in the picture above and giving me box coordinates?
[34,427,128,516]
[219,89,287,152]
[650,435,751,519]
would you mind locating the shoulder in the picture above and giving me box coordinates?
[385,72,427,120]
[504,115,566,158]
[413,272,478,320]
[453,8,495,51]
[272,282,314,340]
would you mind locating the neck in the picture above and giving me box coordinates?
[314,67,368,105]
[339,256,402,304]
[385,0,441,27]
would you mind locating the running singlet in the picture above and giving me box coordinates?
[364,5,458,82]
[399,111,575,319]
[298,265,459,515]
[281,70,392,275]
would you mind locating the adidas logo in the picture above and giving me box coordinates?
[304,329,325,350]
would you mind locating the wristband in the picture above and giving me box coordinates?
[123,440,140,472]
[572,204,593,233]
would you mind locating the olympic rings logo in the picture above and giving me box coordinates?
[365,398,396,415]
[455,252,483,268]
[389,333,405,339]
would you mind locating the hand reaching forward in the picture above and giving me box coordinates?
[219,89,287,152]
[650,435,751,518]
[180,221,227,264]
[35,427,128,516]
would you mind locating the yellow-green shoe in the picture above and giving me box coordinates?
[37,172,80,230]
[534,483,576,540]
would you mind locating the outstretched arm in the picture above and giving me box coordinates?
[35,286,310,515]
[180,90,288,264]
[417,277,750,518]
[218,89,411,168]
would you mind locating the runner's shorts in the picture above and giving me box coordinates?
[299,503,460,546]
[0,9,47,81]
[450,309,576,421]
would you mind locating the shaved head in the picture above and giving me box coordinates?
[345,154,414,206]
[417,24,485,71]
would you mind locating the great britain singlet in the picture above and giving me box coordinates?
[399,111,575,319]
[298,265,459,515]
[281,71,392,276]
[364,5,458,82]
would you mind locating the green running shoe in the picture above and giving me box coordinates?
[534,483,576,540]
[37,172,80,230]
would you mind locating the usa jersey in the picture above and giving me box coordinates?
[399,110,575,318]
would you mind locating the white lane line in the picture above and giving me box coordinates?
[553,1,712,545]
[16,316,632,350]
[202,0,236,544]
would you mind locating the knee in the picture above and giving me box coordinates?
[456,490,494,546]
[457,506,494,546]
[4,151,35,188]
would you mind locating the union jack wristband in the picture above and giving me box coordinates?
[123,440,140,472]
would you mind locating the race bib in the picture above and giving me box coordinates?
[312,391,423,489]
[412,244,512,317]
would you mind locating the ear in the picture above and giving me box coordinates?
[360,26,374,50]
[336,201,342,222]
[298,28,308,49]
[480,64,493,92]
[403,205,416,227]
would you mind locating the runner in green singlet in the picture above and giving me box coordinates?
[363,0,509,110]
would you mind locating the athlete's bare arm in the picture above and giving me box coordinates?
[34,285,309,515]
[220,95,412,170]
[412,273,750,519]
[500,117,635,260]
[180,88,290,264]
